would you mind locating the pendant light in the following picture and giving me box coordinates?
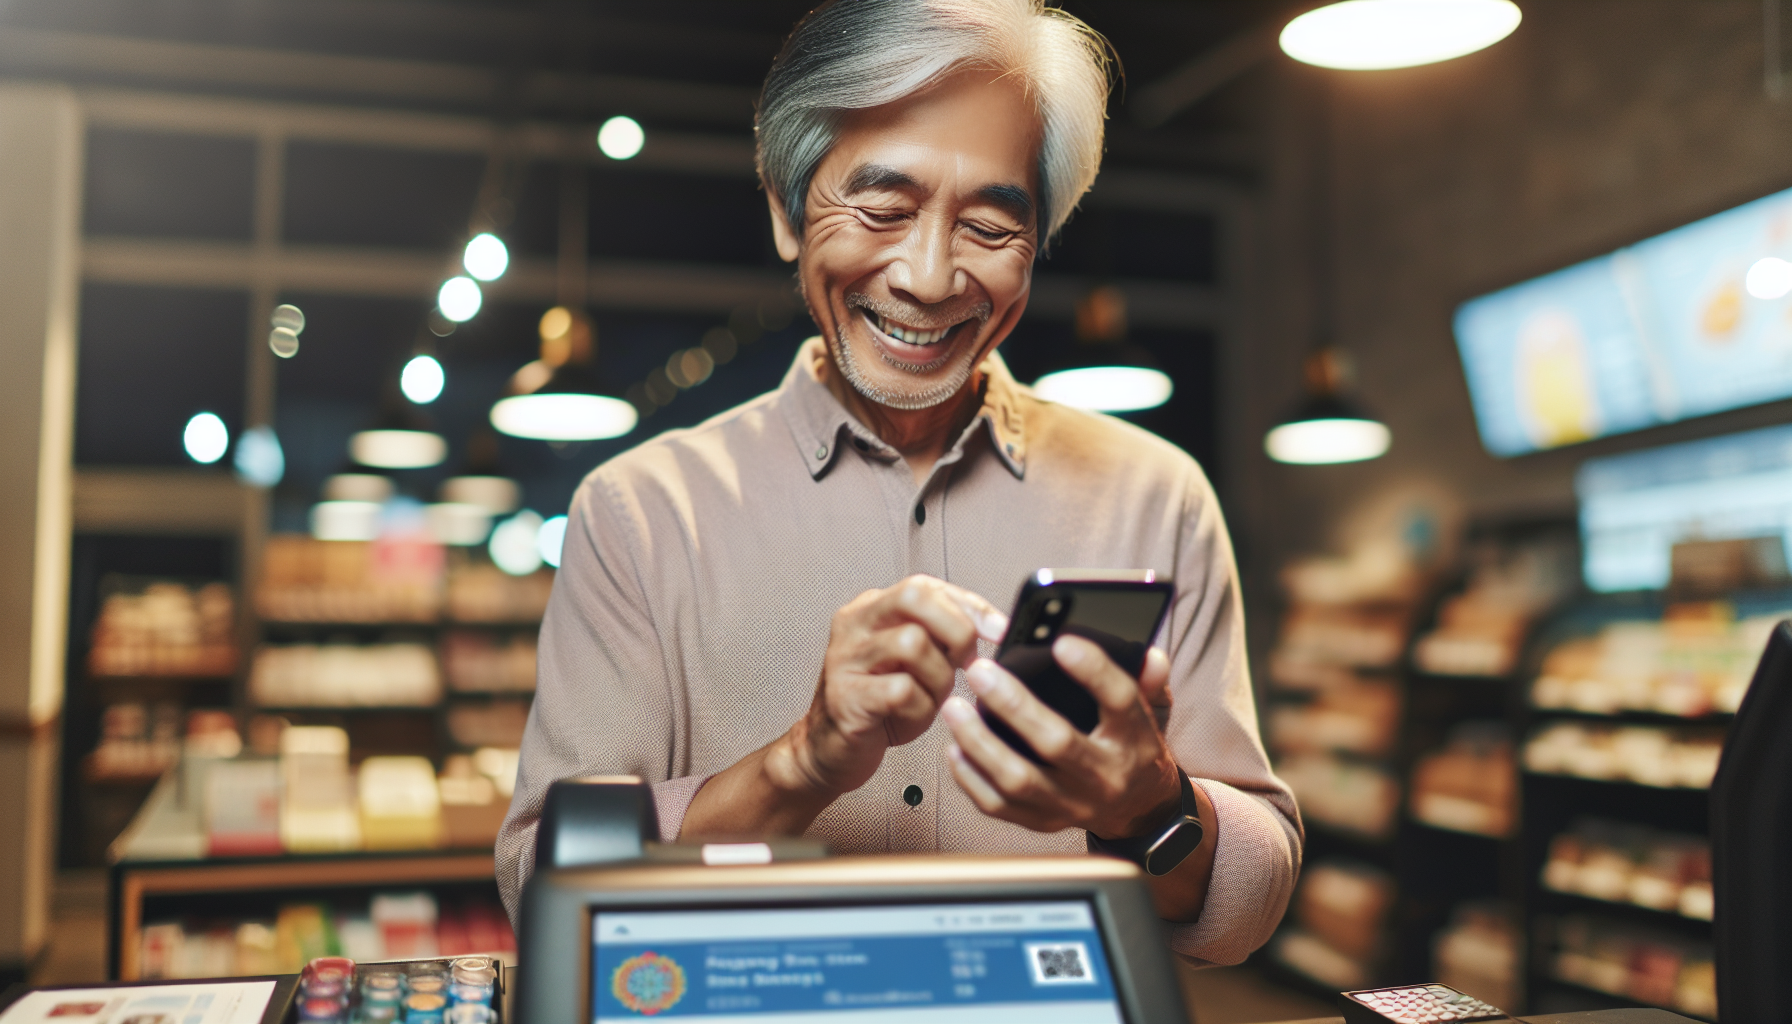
[1032,286,1174,413]
[1265,81,1391,466]
[1280,0,1521,71]
[489,162,637,443]
[1264,349,1390,464]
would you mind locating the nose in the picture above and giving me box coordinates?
[884,211,966,306]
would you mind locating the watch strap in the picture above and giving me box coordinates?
[1086,767,1204,876]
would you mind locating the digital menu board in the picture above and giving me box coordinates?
[1454,185,1792,456]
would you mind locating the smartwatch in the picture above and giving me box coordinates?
[1086,768,1205,876]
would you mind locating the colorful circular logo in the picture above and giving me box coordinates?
[611,952,687,1016]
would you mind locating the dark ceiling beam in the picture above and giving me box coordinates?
[1131,23,1281,129]
[0,27,758,126]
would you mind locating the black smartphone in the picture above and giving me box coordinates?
[981,569,1175,763]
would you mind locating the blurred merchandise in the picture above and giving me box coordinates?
[359,757,444,850]
[1266,676,1399,758]
[89,580,237,677]
[259,535,445,623]
[1413,538,1576,677]
[441,632,537,692]
[205,758,282,856]
[472,747,519,798]
[438,754,507,848]
[1272,859,1394,989]
[1541,819,1713,921]
[86,701,184,781]
[1544,914,1716,1019]
[1409,723,1515,838]
[282,726,360,852]
[1278,753,1400,840]
[447,702,529,748]
[1530,608,1788,717]
[1432,903,1519,1011]
[139,893,514,979]
[251,644,441,707]
[446,565,553,623]
[1522,721,1723,788]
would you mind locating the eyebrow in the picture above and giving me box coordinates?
[842,163,1035,227]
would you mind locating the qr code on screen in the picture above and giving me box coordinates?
[1024,941,1095,985]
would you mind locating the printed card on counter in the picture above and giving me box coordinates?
[0,980,285,1024]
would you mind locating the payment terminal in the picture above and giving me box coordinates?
[518,854,1189,1024]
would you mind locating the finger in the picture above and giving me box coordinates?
[965,659,1085,766]
[1138,647,1173,710]
[941,699,1079,831]
[944,739,1006,814]
[936,582,1009,644]
[872,576,983,667]
[866,622,959,704]
[880,672,942,745]
[1053,635,1148,717]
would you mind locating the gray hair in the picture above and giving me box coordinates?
[756,0,1112,249]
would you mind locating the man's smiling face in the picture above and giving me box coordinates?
[772,69,1041,411]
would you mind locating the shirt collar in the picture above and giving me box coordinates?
[778,336,1028,481]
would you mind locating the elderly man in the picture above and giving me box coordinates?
[497,0,1299,965]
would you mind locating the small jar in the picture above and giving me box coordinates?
[447,983,492,1008]
[445,1005,493,1024]
[403,993,448,1024]
[362,973,403,1005]
[298,997,344,1022]
[406,974,449,997]
[450,957,493,974]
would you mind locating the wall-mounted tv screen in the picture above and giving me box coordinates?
[1578,422,1792,593]
[1454,185,1792,456]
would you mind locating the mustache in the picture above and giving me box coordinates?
[845,292,992,332]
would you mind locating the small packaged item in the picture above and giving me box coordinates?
[403,993,448,1024]
[445,1006,494,1024]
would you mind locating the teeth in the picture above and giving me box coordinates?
[873,312,951,346]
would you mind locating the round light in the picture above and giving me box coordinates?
[1747,257,1792,299]
[310,500,383,541]
[324,473,394,503]
[1033,366,1174,413]
[441,476,520,515]
[1279,0,1521,70]
[269,327,300,358]
[462,233,509,282]
[426,502,492,546]
[537,515,568,569]
[401,354,446,404]
[270,304,305,333]
[350,429,447,469]
[489,510,544,576]
[233,425,285,487]
[490,393,638,441]
[1265,417,1392,464]
[597,116,645,160]
[183,412,229,464]
[438,276,483,322]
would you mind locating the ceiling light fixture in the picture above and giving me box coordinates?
[234,425,285,487]
[490,309,636,442]
[597,116,645,160]
[183,412,229,464]
[1032,286,1175,413]
[350,429,447,469]
[1280,0,1521,71]
[438,276,483,322]
[1265,349,1391,464]
[463,233,509,282]
[401,354,446,405]
[489,510,545,576]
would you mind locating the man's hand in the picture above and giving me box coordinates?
[778,574,1008,798]
[940,636,1180,840]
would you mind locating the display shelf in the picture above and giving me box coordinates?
[1533,975,1713,1022]
[1537,888,1713,927]
[1527,707,1734,725]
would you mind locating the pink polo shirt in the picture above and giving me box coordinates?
[497,337,1300,965]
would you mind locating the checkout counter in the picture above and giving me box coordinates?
[24,615,1792,1024]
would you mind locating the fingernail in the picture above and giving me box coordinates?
[966,660,998,695]
[983,611,1009,637]
[1055,635,1087,663]
[941,696,974,722]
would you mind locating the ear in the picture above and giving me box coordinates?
[766,189,801,263]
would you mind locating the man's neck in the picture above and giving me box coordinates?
[813,352,986,486]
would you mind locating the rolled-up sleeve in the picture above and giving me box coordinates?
[1164,470,1303,965]
[495,472,701,922]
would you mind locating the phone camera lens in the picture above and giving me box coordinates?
[1044,599,1062,616]
[1032,624,1051,640]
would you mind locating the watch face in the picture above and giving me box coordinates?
[1144,818,1204,876]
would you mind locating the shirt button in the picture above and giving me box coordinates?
[814,445,828,460]
[914,504,926,526]
[903,785,923,807]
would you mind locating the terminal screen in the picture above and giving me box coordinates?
[591,899,1123,1023]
